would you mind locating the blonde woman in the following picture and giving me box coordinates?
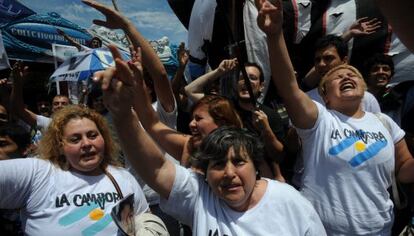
[257,0,414,234]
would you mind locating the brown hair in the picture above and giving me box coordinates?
[318,64,367,96]
[191,95,243,128]
[53,94,72,104]
[38,105,121,170]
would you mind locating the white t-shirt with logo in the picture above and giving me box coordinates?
[0,158,148,236]
[297,102,405,235]
[160,164,327,236]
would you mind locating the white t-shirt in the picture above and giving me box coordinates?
[306,88,381,113]
[296,102,405,235]
[0,158,148,236]
[292,89,382,186]
[160,164,327,235]
[36,114,52,131]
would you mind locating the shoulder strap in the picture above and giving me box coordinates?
[105,169,124,199]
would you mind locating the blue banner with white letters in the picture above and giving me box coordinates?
[0,1,92,63]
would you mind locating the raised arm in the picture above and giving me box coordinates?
[82,0,175,113]
[84,0,188,160]
[57,29,83,51]
[10,62,37,127]
[171,42,189,110]
[253,109,285,181]
[96,45,175,199]
[256,0,317,129]
[184,58,237,103]
[129,47,190,160]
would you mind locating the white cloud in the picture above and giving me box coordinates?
[56,3,97,15]
[127,11,186,34]
[18,0,188,44]
[54,3,98,26]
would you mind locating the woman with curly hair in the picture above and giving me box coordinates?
[0,105,153,235]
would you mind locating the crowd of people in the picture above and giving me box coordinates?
[1,0,414,235]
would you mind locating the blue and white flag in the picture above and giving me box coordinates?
[50,47,130,82]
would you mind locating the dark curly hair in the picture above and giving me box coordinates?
[192,126,264,179]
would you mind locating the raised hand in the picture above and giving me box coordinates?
[256,0,283,36]
[348,17,382,37]
[178,42,189,68]
[252,109,271,131]
[129,46,142,68]
[10,61,29,83]
[93,45,142,116]
[82,0,129,29]
[217,58,238,76]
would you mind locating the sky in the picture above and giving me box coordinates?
[18,0,188,45]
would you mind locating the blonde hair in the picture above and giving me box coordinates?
[318,64,367,96]
[38,105,121,170]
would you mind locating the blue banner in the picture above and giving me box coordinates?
[0,0,35,26]
[1,10,92,63]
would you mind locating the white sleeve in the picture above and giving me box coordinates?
[362,91,381,113]
[188,0,217,60]
[36,115,52,132]
[382,113,405,143]
[295,101,327,139]
[155,100,177,130]
[159,164,199,227]
[0,159,40,209]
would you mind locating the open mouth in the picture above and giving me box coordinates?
[190,128,200,136]
[221,182,242,191]
[239,86,252,97]
[339,81,356,92]
[191,131,204,142]
[81,152,97,159]
[375,76,388,83]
